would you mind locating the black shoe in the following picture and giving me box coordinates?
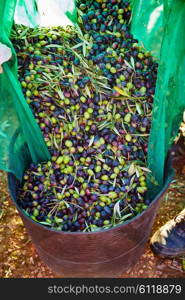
[150,209,185,258]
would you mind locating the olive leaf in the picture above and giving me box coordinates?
[72,212,78,222]
[63,200,70,208]
[120,213,133,222]
[74,187,80,195]
[113,86,130,97]
[113,200,121,219]
[127,175,136,192]
[124,59,133,70]
[130,56,135,71]
[56,87,64,100]
[136,103,144,115]
[139,166,152,173]
[82,41,87,57]
[39,221,52,226]
[85,85,91,98]
[128,163,136,176]
[88,135,95,147]
[112,126,121,136]
[71,42,83,50]
[135,167,140,178]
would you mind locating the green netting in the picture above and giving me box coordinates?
[0,0,50,180]
[130,0,164,58]
[131,0,185,194]
[1,0,185,196]
[0,0,78,180]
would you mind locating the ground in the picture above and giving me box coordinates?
[0,169,185,278]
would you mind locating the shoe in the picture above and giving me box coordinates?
[150,209,185,258]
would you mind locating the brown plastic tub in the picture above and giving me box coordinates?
[7,155,173,278]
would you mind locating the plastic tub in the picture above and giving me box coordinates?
[7,155,174,278]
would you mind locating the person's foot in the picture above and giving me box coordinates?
[150,209,185,257]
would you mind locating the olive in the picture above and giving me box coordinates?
[16,0,157,232]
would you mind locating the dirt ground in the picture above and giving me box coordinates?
[0,169,185,278]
